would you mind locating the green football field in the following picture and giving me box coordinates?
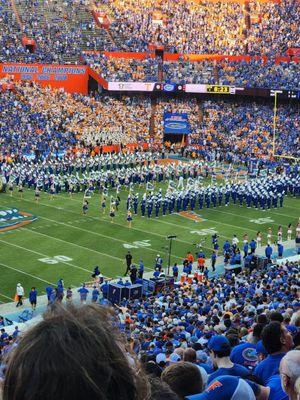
[0,181,299,303]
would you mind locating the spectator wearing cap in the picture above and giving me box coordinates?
[161,362,204,399]
[207,336,251,385]
[253,322,294,385]
[185,375,256,400]
[183,348,208,386]
[156,353,167,369]
[196,350,214,374]
[280,350,300,400]
[230,338,258,371]
[169,353,181,365]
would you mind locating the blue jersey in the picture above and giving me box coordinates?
[253,353,285,385]
[207,363,251,385]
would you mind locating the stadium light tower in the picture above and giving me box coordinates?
[166,235,177,276]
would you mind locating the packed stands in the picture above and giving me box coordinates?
[218,59,300,90]
[0,82,151,159]
[0,0,25,63]
[163,60,217,85]
[247,0,300,56]
[84,53,158,81]
[190,99,300,161]
[1,257,300,398]
[106,0,246,54]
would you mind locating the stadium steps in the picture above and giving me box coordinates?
[14,0,112,63]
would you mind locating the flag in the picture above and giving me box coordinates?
[186,177,195,190]
[84,189,92,199]
[110,195,115,206]
[168,180,177,190]
[146,182,154,191]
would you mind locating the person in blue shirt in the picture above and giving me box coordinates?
[172,263,179,280]
[249,239,257,254]
[253,322,293,385]
[138,260,144,279]
[45,284,53,305]
[153,268,160,279]
[207,336,251,385]
[100,281,109,298]
[223,240,231,253]
[246,375,288,400]
[265,244,273,263]
[186,375,256,400]
[77,284,89,303]
[243,242,249,258]
[29,287,38,310]
[230,341,258,371]
[91,286,100,303]
[277,243,284,258]
[12,326,20,338]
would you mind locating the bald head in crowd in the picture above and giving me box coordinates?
[280,350,300,400]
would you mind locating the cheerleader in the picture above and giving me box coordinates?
[101,197,106,215]
[243,233,248,245]
[9,180,14,197]
[82,200,89,215]
[287,223,293,241]
[18,183,24,199]
[267,227,272,245]
[49,183,55,200]
[68,183,73,197]
[296,220,300,239]
[35,187,40,203]
[115,195,120,211]
[109,205,115,223]
[256,231,262,248]
[127,209,133,228]
[277,226,283,244]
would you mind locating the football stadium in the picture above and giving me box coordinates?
[0,0,299,398]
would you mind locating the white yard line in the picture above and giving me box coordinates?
[0,292,13,301]
[21,228,124,262]
[0,259,55,285]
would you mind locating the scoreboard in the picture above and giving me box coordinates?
[207,85,232,94]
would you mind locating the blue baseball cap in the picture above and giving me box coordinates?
[207,335,231,352]
[185,376,255,400]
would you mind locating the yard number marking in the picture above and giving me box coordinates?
[190,228,217,236]
[38,255,73,265]
[123,240,151,249]
[249,217,274,225]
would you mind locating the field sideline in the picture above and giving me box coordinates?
[0,182,299,303]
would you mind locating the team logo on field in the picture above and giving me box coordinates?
[0,208,37,232]
[178,211,207,222]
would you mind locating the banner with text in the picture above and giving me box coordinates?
[0,63,89,94]
[164,113,190,134]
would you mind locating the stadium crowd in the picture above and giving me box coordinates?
[218,59,300,90]
[0,82,151,161]
[247,0,300,56]
[0,254,299,399]
[106,0,246,54]
[189,99,300,162]
[84,53,158,82]
[0,84,299,165]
